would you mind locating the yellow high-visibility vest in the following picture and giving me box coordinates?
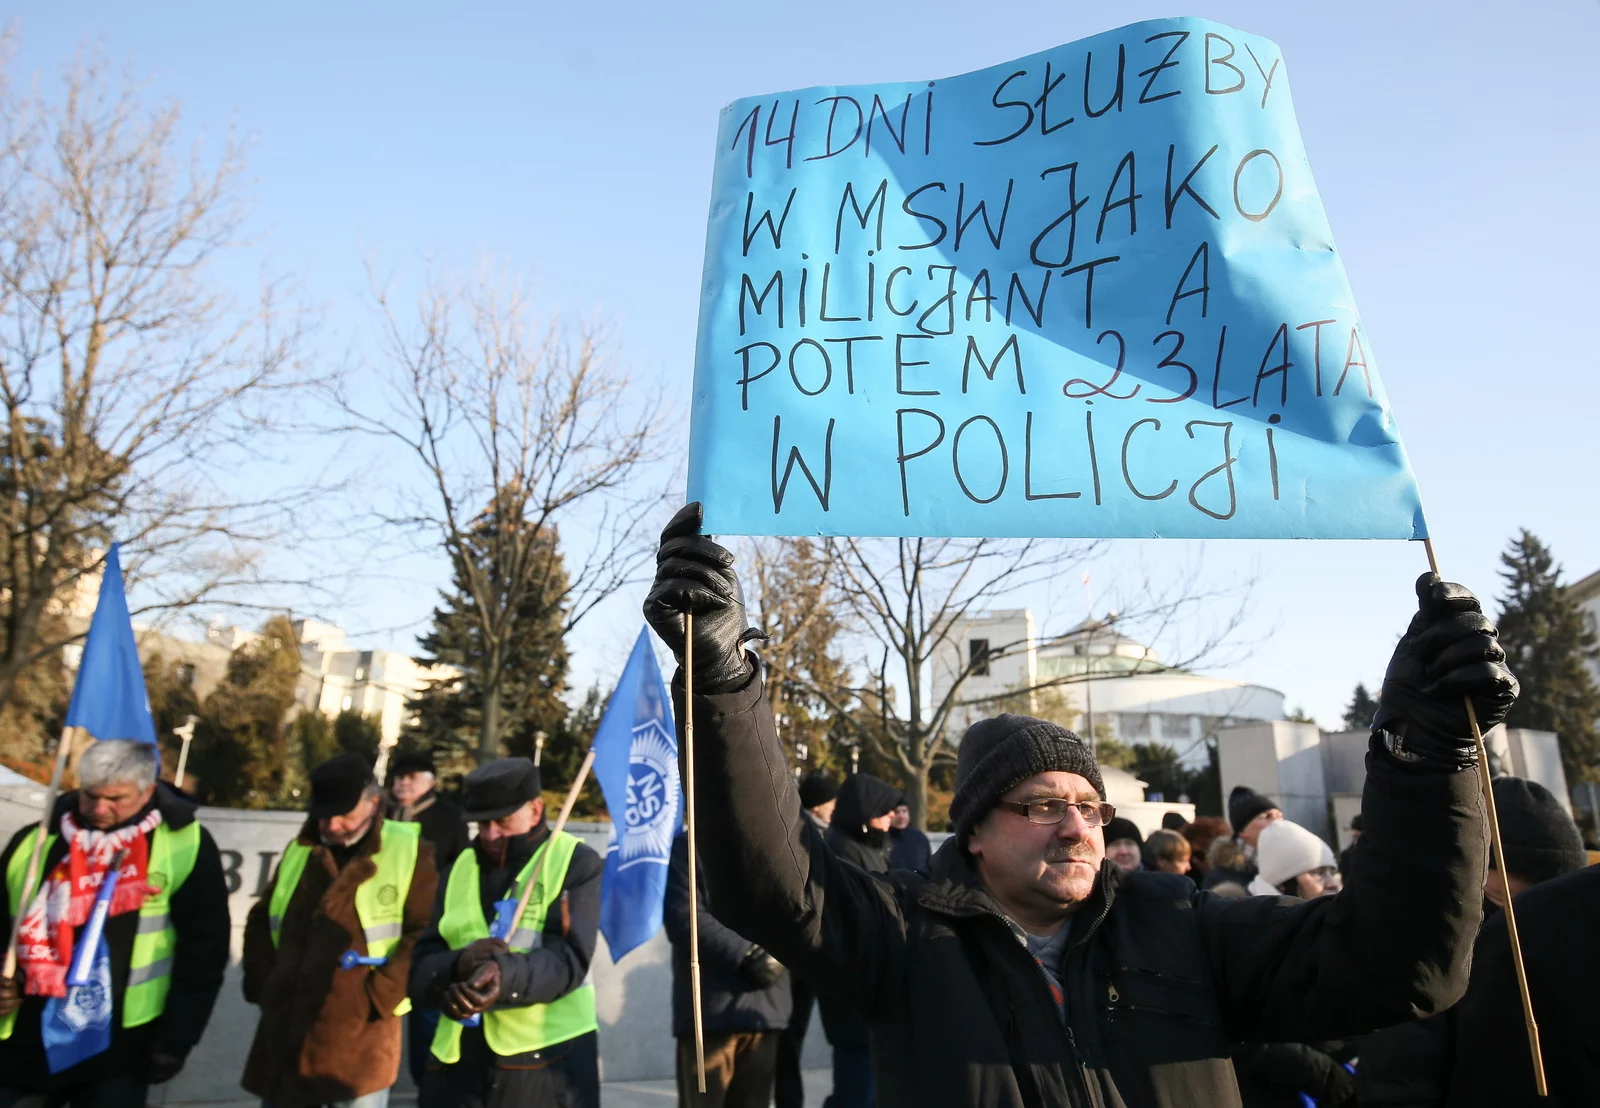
[429,832,597,1062]
[1,820,201,1038]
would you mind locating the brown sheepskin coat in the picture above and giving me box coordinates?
[241,815,438,1106]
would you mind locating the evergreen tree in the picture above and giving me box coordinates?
[407,509,570,778]
[1341,683,1379,732]
[1496,530,1600,785]
[187,615,303,808]
[143,651,202,779]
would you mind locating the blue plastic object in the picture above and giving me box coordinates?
[339,950,388,970]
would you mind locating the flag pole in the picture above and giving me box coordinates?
[684,611,707,1093]
[1422,538,1546,1097]
[172,715,197,789]
[2,726,77,979]
[507,746,597,927]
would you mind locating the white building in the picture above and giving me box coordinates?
[135,618,456,748]
[290,619,456,746]
[932,609,1286,769]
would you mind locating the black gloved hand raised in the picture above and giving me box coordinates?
[643,502,762,694]
[1374,572,1519,768]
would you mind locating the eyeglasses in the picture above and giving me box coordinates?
[994,798,1117,828]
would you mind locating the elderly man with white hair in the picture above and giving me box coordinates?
[0,738,231,1108]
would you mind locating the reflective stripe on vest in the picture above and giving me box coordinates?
[430,832,597,1063]
[266,820,420,1015]
[2,820,201,1038]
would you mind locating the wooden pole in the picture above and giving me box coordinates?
[684,612,707,1094]
[2,727,76,979]
[509,746,597,925]
[1422,538,1547,1097]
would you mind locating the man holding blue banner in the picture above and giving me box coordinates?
[0,739,231,1108]
[645,503,1515,1108]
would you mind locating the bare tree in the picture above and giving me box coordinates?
[0,50,318,715]
[342,269,665,763]
[750,537,1252,829]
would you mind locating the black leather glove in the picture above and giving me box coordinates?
[146,1050,186,1085]
[442,961,502,1019]
[643,502,762,694]
[0,975,20,1018]
[738,945,784,990]
[453,937,509,980]
[1374,572,1519,768]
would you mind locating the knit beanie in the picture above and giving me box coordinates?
[1228,785,1279,836]
[1249,819,1335,893]
[798,770,839,810]
[949,714,1105,843]
[1491,777,1587,884]
[1103,817,1143,846]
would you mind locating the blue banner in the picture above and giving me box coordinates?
[593,628,681,962]
[65,544,158,744]
[688,17,1427,540]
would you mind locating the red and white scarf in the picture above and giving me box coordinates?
[15,808,161,997]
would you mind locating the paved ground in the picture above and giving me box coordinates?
[157,1071,832,1108]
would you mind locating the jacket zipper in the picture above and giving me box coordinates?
[975,904,1101,1108]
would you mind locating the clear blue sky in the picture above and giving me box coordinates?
[12,1,1598,728]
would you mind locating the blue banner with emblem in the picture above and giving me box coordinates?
[592,627,682,961]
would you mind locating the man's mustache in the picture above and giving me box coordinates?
[1042,841,1100,863]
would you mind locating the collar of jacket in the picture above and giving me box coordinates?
[916,834,1120,940]
[392,789,438,821]
[295,807,386,856]
[53,780,199,832]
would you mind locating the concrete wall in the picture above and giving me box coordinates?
[0,787,828,1100]
[1217,721,1330,841]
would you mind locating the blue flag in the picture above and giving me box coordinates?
[688,17,1427,540]
[65,544,157,744]
[592,628,681,961]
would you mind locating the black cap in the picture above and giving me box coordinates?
[389,748,436,778]
[1228,786,1279,836]
[949,714,1105,844]
[462,758,541,822]
[1491,777,1587,884]
[1161,811,1188,831]
[798,770,839,810]
[310,752,376,820]
[1104,817,1144,846]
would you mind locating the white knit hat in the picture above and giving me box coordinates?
[1248,819,1336,895]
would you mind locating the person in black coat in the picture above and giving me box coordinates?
[665,832,790,1108]
[0,740,230,1108]
[644,505,1512,1108]
[887,801,931,875]
[389,749,471,868]
[777,772,840,1108]
[819,774,900,1108]
[1355,777,1590,1107]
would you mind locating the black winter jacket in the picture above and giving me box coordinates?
[1445,865,1600,1106]
[0,785,231,1091]
[390,789,471,870]
[664,832,790,1038]
[676,667,1489,1108]
[818,820,890,1049]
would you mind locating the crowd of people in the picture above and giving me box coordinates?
[0,502,1596,1108]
